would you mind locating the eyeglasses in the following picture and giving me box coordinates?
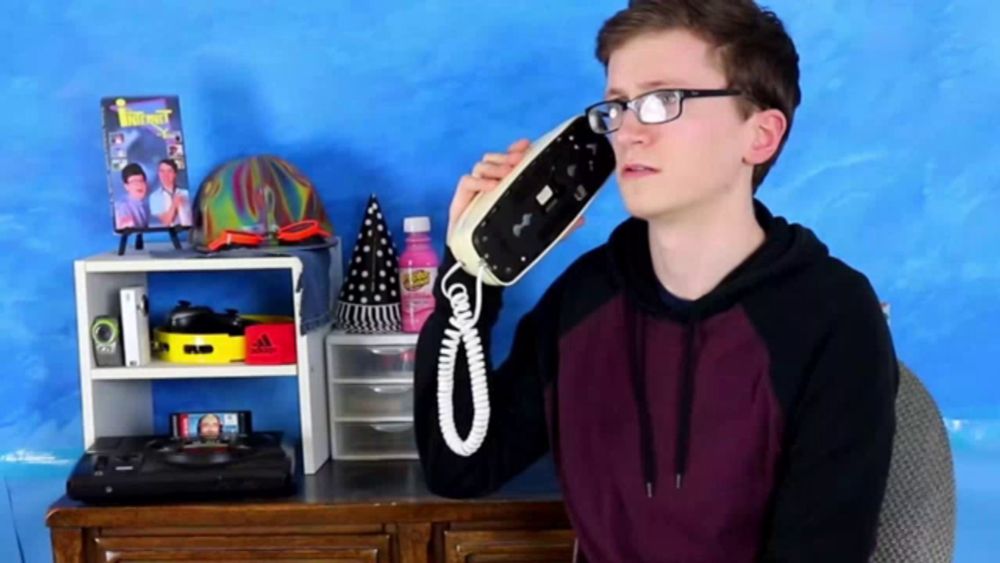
[585,88,742,134]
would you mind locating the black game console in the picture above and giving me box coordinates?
[66,432,295,502]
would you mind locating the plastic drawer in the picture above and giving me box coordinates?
[331,382,414,419]
[332,421,418,459]
[327,343,416,381]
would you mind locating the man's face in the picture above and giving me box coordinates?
[199,416,221,438]
[158,163,177,190]
[123,174,147,200]
[605,29,754,221]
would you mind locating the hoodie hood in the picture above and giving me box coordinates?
[606,199,830,496]
[608,199,830,320]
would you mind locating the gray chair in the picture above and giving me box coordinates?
[871,363,956,562]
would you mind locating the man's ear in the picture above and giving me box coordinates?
[744,108,788,165]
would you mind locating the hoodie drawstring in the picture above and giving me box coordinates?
[675,315,699,489]
[627,305,657,498]
[626,304,700,497]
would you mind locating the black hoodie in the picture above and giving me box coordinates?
[414,200,898,562]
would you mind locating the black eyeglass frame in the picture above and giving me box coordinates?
[584,88,743,134]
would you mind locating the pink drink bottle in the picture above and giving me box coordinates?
[399,216,439,333]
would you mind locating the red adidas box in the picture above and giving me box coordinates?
[245,322,296,365]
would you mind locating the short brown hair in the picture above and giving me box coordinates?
[596,0,801,190]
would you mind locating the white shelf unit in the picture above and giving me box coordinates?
[325,330,420,460]
[74,243,341,474]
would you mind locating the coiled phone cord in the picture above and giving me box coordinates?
[437,261,491,456]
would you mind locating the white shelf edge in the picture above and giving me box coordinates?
[331,417,414,423]
[325,331,420,345]
[329,377,414,384]
[82,257,302,274]
[332,453,420,461]
[91,362,298,380]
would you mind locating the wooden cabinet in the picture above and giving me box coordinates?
[47,460,573,563]
[443,529,576,562]
[92,533,392,562]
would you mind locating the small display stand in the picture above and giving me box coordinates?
[118,227,186,256]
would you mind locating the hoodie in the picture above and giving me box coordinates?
[414,200,898,562]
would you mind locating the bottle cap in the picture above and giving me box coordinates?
[403,216,431,233]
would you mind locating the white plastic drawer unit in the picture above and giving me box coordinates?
[334,421,418,459]
[325,331,420,460]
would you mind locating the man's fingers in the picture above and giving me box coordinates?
[507,139,531,166]
[471,161,513,181]
[448,138,532,238]
[457,174,499,194]
[450,175,498,220]
[481,152,509,166]
[507,139,531,153]
[508,151,527,167]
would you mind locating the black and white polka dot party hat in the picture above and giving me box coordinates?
[335,194,402,333]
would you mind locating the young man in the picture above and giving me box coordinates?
[115,163,150,230]
[414,1,898,561]
[149,158,192,227]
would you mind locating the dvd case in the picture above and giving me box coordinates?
[170,411,252,440]
[101,96,192,233]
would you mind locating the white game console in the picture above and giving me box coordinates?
[119,286,151,367]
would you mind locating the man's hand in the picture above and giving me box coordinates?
[448,139,529,240]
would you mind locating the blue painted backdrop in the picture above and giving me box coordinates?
[1,1,998,561]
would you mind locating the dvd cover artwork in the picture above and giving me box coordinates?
[101,96,192,233]
[172,412,245,440]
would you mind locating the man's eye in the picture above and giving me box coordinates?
[654,91,681,104]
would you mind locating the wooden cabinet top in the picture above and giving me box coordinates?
[47,458,567,528]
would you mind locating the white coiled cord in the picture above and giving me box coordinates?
[437,261,491,456]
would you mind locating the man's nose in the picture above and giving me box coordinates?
[612,109,651,147]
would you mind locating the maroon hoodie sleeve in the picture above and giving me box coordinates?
[413,249,565,498]
[760,278,898,562]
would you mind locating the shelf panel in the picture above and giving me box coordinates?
[331,416,414,423]
[328,377,414,384]
[81,247,302,274]
[326,330,419,346]
[91,360,297,380]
